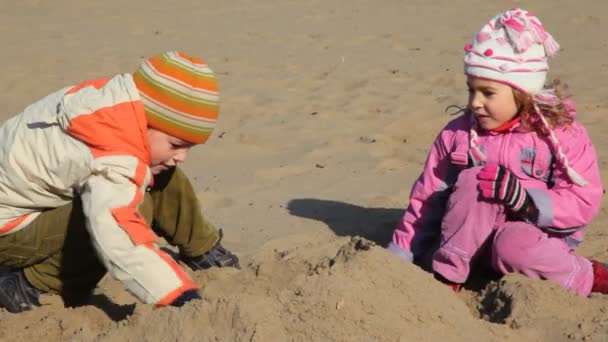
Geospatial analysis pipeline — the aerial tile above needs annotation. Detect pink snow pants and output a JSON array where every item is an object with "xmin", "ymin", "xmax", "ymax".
[{"xmin": 432, "ymin": 167, "xmax": 594, "ymax": 296}]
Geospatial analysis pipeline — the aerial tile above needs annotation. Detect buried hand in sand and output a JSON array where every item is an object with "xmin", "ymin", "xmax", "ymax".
[
  {"xmin": 0, "ymin": 51, "xmax": 239, "ymax": 313},
  {"xmin": 389, "ymin": 8, "xmax": 608, "ymax": 296}
]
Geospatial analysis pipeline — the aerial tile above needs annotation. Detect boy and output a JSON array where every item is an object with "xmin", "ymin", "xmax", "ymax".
[{"xmin": 0, "ymin": 51, "xmax": 239, "ymax": 313}]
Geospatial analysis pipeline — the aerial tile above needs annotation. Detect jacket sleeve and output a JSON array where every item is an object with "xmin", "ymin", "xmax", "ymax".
[
  {"xmin": 391, "ymin": 120, "xmax": 465, "ymax": 258},
  {"xmin": 527, "ymin": 123, "xmax": 603, "ymax": 229},
  {"xmin": 79, "ymin": 155, "xmax": 198, "ymax": 306}
]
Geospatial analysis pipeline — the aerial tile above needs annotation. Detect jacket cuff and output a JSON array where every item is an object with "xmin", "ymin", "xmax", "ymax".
[
  {"xmin": 527, "ymin": 188, "xmax": 554, "ymax": 227},
  {"xmin": 155, "ymin": 282, "xmax": 199, "ymax": 308},
  {"xmin": 387, "ymin": 242, "xmax": 414, "ymax": 263}
]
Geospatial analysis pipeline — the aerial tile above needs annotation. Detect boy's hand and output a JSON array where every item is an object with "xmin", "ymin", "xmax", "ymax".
[
  {"xmin": 477, "ymin": 165, "xmax": 529, "ymax": 214},
  {"xmin": 170, "ymin": 289, "xmax": 201, "ymax": 307}
]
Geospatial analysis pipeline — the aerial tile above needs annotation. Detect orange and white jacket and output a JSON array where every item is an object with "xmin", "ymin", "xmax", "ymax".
[{"xmin": 0, "ymin": 74, "xmax": 197, "ymax": 306}]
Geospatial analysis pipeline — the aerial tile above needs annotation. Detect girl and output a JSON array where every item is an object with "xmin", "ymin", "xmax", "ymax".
[{"xmin": 388, "ymin": 8, "xmax": 608, "ymax": 296}]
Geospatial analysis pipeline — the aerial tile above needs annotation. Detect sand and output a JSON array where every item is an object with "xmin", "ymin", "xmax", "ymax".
[{"xmin": 1, "ymin": 0, "xmax": 608, "ymax": 341}]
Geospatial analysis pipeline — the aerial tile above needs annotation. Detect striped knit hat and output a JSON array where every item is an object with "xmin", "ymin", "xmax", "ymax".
[{"xmin": 133, "ymin": 51, "xmax": 219, "ymax": 144}]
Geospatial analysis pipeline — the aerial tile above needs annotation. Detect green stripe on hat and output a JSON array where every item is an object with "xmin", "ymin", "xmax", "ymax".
[{"xmin": 133, "ymin": 51, "xmax": 220, "ymax": 144}]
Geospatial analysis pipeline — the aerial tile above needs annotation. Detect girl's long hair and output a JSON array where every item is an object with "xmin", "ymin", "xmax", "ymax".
[{"xmin": 514, "ymin": 79, "xmax": 574, "ymax": 136}]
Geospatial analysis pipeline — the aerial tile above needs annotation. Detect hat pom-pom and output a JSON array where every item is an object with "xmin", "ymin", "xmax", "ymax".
[
  {"xmin": 499, "ymin": 8, "xmax": 559, "ymax": 57},
  {"xmin": 499, "ymin": 12, "xmax": 534, "ymax": 53},
  {"xmin": 542, "ymin": 32, "xmax": 560, "ymax": 57}
]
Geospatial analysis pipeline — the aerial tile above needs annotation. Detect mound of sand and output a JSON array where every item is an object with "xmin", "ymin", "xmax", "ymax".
[{"xmin": 3, "ymin": 233, "xmax": 608, "ymax": 342}]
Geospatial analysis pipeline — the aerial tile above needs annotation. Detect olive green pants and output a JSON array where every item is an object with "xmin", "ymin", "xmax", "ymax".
[{"xmin": 0, "ymin": 167, "xmax": 219, "ymax": 297}]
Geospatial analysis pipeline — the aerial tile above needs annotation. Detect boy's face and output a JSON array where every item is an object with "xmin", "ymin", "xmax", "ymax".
[
  {"xmin": 466, "ymin": 76, "xmax": 519, "ymax": 130},
  {"xmin": 147, "ymin": 128, "xmax": 195, "ymax": 175}
]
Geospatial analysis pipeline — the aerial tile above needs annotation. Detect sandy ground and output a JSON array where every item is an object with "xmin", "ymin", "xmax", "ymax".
[{"xmin": 1, "ymin": 0, "xmax": 608, "ymax": 341}]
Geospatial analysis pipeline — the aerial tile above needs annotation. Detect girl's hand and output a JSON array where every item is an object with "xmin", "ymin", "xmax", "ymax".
[{"xmin": 477, "ymin": 165, "xmax": 529, "ymax": 214}]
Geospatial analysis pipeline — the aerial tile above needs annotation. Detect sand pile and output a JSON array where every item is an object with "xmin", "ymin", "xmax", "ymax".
[{"xmin": 3, "ymin": 233, "xmax": 608, "ymax": 341}]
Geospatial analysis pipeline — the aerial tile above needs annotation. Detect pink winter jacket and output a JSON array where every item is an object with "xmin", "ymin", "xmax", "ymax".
[{"xmin": 391, "ymin": 113, "xmax": 603, "ymax": 259}]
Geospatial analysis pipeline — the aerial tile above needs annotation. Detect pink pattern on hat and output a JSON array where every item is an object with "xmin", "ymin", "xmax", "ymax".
[
  {"xmin": 476, "ymin": 32, "xmax": 491, "ymax": 44},
  {"xmin": 464, "ymin": 8, "xmax": 558, "ymax": 93}
]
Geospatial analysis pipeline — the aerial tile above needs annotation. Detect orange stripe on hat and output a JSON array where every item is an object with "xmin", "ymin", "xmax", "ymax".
[
  {"xmin": 133, "ymin": 74, "xmax": 218, "ymax": 119},
  {"xmin": 147, "ymin": 58, "xmax": 218, "ymax": 93},
  {"xmin": 133, "ymin": 51, "xmax": 220, "ymax": 144}
]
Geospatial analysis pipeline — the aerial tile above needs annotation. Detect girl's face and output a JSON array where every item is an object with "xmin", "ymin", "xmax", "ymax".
[
  {"xmin": 147, "ymin": 128, "xmax": 194, "ymax": 175},
  {"xmin": 467, "ymin": 76, "xmax": 519, "ymax": 130}
]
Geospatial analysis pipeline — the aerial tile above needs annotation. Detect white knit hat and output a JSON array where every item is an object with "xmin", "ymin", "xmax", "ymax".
[{"xmin": 464, "ymin": 8, "xmax": 559, "ymax": 94}]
